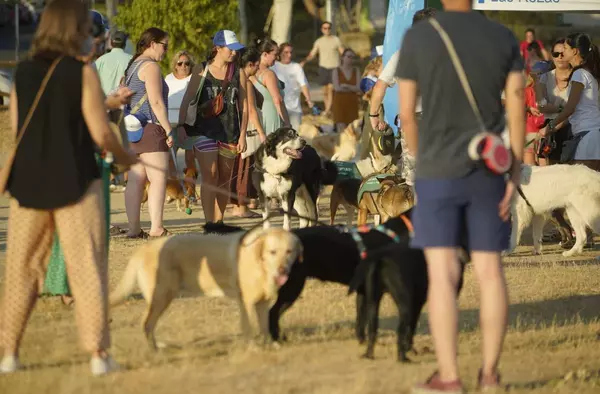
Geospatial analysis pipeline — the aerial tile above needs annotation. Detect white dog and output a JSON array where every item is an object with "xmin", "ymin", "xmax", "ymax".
[{"xmin": 508, "ymin": 164, "xmax": 600, "ymax": 257}]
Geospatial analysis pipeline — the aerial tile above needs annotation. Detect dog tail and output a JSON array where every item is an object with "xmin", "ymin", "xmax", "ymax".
[
  {"xmin": 348, "ymin": 257, "xmax": 378, "ymax": 296},
  {"xmin": 109, "ymin": 250, "xmax": 143, "ymax": 308},
  {"xmin": 321, "ymin": 160, "xmax": 339, "ymax": 185}
]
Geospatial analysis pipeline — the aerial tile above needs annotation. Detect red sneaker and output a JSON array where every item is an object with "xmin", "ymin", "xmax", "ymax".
[
  {"xmin": 412, "ymin": 371, "xmax": 466, "ymax": 394},
  {"xmin": 477, "ymin": 369, "xmax": 502, "ymax": 392}
]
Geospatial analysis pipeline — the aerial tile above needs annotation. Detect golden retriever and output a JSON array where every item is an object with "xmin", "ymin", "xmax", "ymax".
[{"xmin": 110, "ymin": 227, "xmax": 303, "ymax": 350}]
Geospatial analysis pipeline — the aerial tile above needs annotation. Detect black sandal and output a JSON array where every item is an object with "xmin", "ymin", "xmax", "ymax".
[{"xmin": 127, "ymin": 230, "xmax": 149, "ymax": 239}]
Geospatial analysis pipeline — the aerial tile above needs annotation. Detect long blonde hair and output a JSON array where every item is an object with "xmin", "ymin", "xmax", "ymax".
[{"xmin": 30, "ymin": 0, "xmax": 90, "ymax": 58}]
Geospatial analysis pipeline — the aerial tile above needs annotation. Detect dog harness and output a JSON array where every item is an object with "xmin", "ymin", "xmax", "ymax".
[
  {"xmin": 343, "ymin": 214, "xmax": 414, "ymax": 259},
  {"xmin": 344, "ymin": 223, "xmax": 401, "ymax": 260}
]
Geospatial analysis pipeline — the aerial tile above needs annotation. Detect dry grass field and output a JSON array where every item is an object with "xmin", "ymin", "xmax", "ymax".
[{"xmin": 0, "ymin": 110, "xmax": 599, "ymax": 393}]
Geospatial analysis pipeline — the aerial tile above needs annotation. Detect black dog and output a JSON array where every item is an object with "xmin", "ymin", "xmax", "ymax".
[
  {"xmin": 203, "ymin": 212, "xmax": 416, "ymax": 345},
  {"xmin": 269, "ymin": 212, "xmax": 414, "ymax": 342},
  {"xmin": 253, "ymin": 127, "xmax": 337, "ymax": 230},
  {"xmin": 348, "ymin": 243, "xmax": 467, "ymax": 362}
]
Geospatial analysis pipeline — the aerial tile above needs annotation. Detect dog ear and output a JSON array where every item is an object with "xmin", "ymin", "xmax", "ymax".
[
  {"xmin": 266, "ymin": 142, "xmax": 277, "ymax": 158},
  {"xmin": 241, "ymin": 227, "xmax": 266, "ymax": 260}
]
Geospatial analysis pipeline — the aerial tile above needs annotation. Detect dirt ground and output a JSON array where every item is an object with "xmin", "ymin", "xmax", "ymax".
[{"xmin": 0, "ymin": 111, "xmax": 599, "ymax": 393}]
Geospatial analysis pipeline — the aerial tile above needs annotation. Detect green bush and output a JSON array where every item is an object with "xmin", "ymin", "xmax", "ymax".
[{"xmin": 114, "ymin": 0, "xmax": 239, "ymax": 74}]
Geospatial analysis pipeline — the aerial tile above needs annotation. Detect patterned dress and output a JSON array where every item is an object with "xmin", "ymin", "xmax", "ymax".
[{"xmin": 41, "ymin": 156, "xmax": 111, "ymax": 296}]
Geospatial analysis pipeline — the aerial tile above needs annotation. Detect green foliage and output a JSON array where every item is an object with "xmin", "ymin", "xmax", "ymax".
[
  {"xmin": 484, "ymin": 11, "xmax": 560, "ymax": 41},
  {"xmin": 114, "ymin": 0, "xmax": 240, "ymax": 73}
]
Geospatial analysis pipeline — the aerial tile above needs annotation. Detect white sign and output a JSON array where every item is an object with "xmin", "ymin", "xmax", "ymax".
[{"xmin": 473, "ymin": 0, "xmax": 600, "ymax": 12}]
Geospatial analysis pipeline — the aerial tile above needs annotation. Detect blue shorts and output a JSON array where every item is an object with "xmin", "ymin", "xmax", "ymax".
[{"xmin": 411, "ymin": 169, "xmax": 510, "ymax": 252}]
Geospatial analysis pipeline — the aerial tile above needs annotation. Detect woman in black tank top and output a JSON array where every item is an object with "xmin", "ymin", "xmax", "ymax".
[
  {"xmin": 178, "ymin": 30, "xmax": 249, "ymax": 231},
  {"xmin": 0, "ymin": 0, "xmax": 135, "ymax": 376}
]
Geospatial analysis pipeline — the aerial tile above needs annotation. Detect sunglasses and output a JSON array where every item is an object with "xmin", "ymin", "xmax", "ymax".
[
  {"xmin": 177, "ymin": 61, "xmax": 191, "ymax": 66},
  {"xmin": 552, "ymin": 51, "xmax": 564, "ymax": 58},
  {"xmin": 156, "ymin": 41, "xmax": 168, "ymax": 50}
]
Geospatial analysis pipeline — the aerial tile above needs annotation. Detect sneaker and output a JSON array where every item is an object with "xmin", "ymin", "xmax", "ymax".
[
  {"xmin": 412, "ymin": 371, "xmax": 465, "ymax": 394},
  {"xmin": 0, "ymin": 355, "xmax": 21, "ymax": 373},
  {"xmin": 90, "ymin": 355, "xmax": 120, "ymax": 376},
  {"xmin": 477, "ymin": 369, "xmax": 502, "ymax": 392}
]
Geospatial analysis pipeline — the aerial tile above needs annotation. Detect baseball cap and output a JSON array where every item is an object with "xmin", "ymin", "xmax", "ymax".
[
  {"xmin": 213, "ymin": 30, "xmax": 245, "ymax": 51},
  {"xmin": 111, "ymin": 31, "xmax": 127, "ymax": 46},
  {"xmin": 360, "ymin": 75, "xmax": 377, "ymax": 93},
  {"xmin": 90, "ymin": 10, "xmax": 107, "ymax": 38}
]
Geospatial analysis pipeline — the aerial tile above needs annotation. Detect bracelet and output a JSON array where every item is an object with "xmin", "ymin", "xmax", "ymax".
[
  {"xmin": 369, "ymin": 113, "xmax": 380, "ymax": 118},
  {"xmin": 166, "ymin": 131, "xmax": 173, "ymax": 138}
]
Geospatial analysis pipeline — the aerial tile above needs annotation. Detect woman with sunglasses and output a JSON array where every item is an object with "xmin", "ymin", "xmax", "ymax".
[
  {"xmin": 165, "ymin": 50, "xmax": 196, "ymax": 177},
  {"xmin": 540, "ymin": 32, "xmax": 600, "ymax": 171},
  {"xmin": 166, "ymin": 50, "xmax": 195, "ymax": 126},
  {"xmin": 123, "ymin": 27, "xmax": 173, "ymax": 239},
  {"xmin": 535, "ymin": 38, "xmax": 572, "ymax": 166}
]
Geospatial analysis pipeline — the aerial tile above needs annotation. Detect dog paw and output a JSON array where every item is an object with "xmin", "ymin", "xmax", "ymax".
[
  {"xmin": 361, "ymin": 352, "xmax": 375, "ymax": 360},
  {"xmin": 397, "ymin": 355, "xmax": 412, "ymax": 363},
  {"xmin": 562, "ymin": 249, "xmax": 580, "ymax": 257},
  {"xmin": 533, "ymin": 250, "xmax": 542, "ymax": 256},
  {"xmin": 156, "ymin": 341, "xmax": 168, "ymax": 349}
]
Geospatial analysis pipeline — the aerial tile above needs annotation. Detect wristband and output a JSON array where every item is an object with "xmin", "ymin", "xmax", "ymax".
[{"xmin": 166, "ymin": 131, "xmax": 173, "ymax": 138}]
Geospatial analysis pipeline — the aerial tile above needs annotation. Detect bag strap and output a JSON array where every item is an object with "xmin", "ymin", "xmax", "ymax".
[
  {"xmin": 221, "ymin": 62, "xmax": 235, "ymax": 92},
  {"xmin": 129, "ymin": 93, "xmax": 148, "ymax": 115},
  {"xmin": 195, "ymin": 64, "xmax": 209, "ymax": 101},
  {"xmin": 14, "ymin": 56, "xmax": 63, "ymax": 148},
  {"xmin": 123, "ymin": 60, "xmax": 152, "ymax": 118},
  {"xmin": 429, "ymin": 18, "xmax": 486, "ymax": 131}
]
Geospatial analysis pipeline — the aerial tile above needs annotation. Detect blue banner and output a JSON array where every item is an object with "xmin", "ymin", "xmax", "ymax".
[{"xmin": 382, "ymin": 0, "xmax": 425, "ymax": 135}]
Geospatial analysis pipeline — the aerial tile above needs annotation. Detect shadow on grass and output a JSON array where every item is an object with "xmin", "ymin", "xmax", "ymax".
[{"xmin": 278, "ymin": 294, "xmax": 600, "ymax": 343}]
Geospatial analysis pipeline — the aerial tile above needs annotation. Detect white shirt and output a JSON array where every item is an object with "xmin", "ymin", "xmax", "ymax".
[
  {"xmin": 378, "ymin": 49, "xmax": 422, "ymax": 112},
  {"xmin": 165, "ymin": 73, "xmax": 192, "ymax": 125},
  {"xmin": 569, "ymin": 69, "xmax": 600, "ymax": 160},
  {"xmin": 272, "ymin": 61, "xmax": 308, "ymax": 114}
]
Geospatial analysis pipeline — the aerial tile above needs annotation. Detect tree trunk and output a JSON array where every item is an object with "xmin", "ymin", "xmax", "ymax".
[
  {"xmin": 105, "ymin": 0, "xmax": 117, "ymax": 28},
  {"xmin": 239, "ymin": 0, "xmax": 248, "ymax": 44},
  {"xmin": 271, "ymin": 0, "xmax": 293, "ymax": 45}
]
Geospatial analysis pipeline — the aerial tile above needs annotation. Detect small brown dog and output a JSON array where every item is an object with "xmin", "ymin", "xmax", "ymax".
[
  {"xmin": 141, "ymin": 167, "xmax": 198, "ymax": 212},
  {"xmin": 330, "ymin": 175, "xmax": 414, "ymax": 226}
]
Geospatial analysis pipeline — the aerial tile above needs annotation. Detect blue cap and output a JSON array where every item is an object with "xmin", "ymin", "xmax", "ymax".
[
  {"xmin": 360, "ymin": 75, "xmax": 378, "ymax": 93},
  {"xmin": 213, "ymin": 30, "xmax": 245, "ymax": 51}
]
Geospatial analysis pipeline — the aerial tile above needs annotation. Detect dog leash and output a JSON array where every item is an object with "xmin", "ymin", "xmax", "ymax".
[{"xmin": 516, "ymin": 185, "xmax": 535, "ymax": 213}]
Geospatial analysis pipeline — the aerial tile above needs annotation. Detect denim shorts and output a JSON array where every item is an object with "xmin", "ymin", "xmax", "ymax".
[{"xmin": 411, "ymin": 169, "xmax": 510, "ymax": 252}]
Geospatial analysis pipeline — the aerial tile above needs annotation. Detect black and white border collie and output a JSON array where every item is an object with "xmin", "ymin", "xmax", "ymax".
[{"xmin": 252, "ymin": 127, "xmax": 337, "ymax": 230}]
